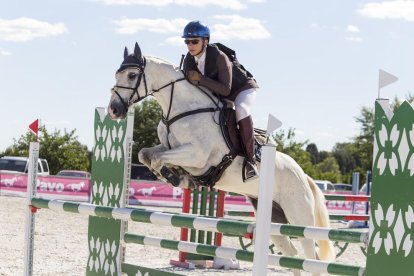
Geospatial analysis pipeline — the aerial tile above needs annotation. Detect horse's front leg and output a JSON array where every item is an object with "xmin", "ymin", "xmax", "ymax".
[
  {"xmin": 138, "ymin": 144, "xmax": 168, "ymax": 179},
  {"xmin": 149, "ymin": 143, "xmax": 208, "ymax": 187},
  {"xmin": 138, "ymin": 144, "xmax": 167, "ymax": 167},
  {"xmin": 150, "ymin": 143, "xmax": 207, "ymax": 171}
]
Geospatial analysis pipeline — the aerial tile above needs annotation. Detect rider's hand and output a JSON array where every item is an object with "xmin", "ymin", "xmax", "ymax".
[{"xmin": 187, "ymin": 70, "xmax": 202, "ymax": 85}]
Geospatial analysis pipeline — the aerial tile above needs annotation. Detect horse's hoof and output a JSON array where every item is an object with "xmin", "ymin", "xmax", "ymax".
[{"xmin": 160, "ymin": 166, "xmax": 180, "ymax": 187}]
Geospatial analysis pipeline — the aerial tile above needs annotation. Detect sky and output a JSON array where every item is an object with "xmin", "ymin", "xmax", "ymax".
[{"xmin": 1, "ymin": 0, "xmax": 413, "ymax": 152}]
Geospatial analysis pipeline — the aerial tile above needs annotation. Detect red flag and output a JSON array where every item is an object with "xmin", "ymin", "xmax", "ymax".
[{"xmin": 29, "ymin": 119, "xmax": 39, "ymax": 141}]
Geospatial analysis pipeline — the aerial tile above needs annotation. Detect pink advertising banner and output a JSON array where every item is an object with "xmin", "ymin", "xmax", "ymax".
[{"xmin": 0, "ymin": 171, "xmax": 366, "ymax": 214}]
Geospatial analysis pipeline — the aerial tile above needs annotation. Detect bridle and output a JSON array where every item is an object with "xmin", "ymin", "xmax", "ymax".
[
  {"xmin": 111, "ymin": 55, "xmax": 221, "ymax": 149},
  {"xmin": 111, "ymin": 57, "xmax": 149, "ymax": 112}
]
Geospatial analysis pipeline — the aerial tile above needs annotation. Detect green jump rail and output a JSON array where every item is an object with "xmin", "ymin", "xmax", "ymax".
[{"xmin": 31, "ymin": 198, "xmax": 368, "ymax": 244}]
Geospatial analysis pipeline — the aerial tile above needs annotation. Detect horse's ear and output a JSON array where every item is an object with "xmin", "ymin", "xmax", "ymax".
[
  {"xmin": 134, "ymin": 42, "xmax": 142, "ymax": 59},
  {"xmin": 124, "ymin": 47, "xmax": 129, "ymax": 58}
]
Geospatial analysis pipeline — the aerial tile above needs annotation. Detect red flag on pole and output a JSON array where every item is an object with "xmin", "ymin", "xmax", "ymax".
[{"xmin": 29, "ymin": 119, "xmax": 39, "ymax": 141}]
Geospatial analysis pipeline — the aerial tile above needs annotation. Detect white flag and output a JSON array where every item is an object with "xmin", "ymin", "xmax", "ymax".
[
  {"xmin": 379, "ymin": 69, "xmax": 398, "ymax": 89},
  {"xmin": 266, "ymin": 114, "xmax": 282, "ymax": 135}
]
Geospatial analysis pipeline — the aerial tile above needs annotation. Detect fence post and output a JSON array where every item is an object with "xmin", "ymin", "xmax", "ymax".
[
  {"xmin": 252, "ymin": 114, "xmax": 281, "ymax": 275},
  {"xmin": 24, "ymin": 142, "xmax": 39, "ymax": 276}
]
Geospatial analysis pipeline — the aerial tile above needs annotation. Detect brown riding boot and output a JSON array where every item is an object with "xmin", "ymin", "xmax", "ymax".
[{"xmin": 238, "ymin": 116, "xmax": 259, "ymax": 182}]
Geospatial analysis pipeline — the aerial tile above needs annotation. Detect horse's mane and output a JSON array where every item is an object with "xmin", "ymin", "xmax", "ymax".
[{"xmin": 145, "ymin": 55, "xmax": 178, "ymax": 69}]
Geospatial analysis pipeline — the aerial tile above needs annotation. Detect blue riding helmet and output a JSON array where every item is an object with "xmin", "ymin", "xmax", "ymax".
[{"xmin": 182, "ymin": 21, "xmax": 210, "ymax": 38}]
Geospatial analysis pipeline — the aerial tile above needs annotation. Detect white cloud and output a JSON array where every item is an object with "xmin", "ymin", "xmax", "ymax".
[
  {"xmin": 113, "ymin": 18, "xmax": 188, "ymax": 34},
  {"xmin": 345, "ymin": 36, "xmax": 362, "ymax": 42},
  {"xmin": 97, "ymin": 0, "xmax": 246, "ymax": 9},
  {"xmin": 97, "ymin": 0, "xmax": 173, "ymax": 6},
  {"xmin": 358, "ymin": 1, "xmax": 414, "ymax": 21},
  {"xmin": 309, "ymin": 23, "xmax": 338, "ymax": 31},
  {"xmin": 246, "ymin": 0, "xmax": 265, "ymax": 3},
  {"xmin": 0, "ymin": 17, "xmax": 67, "ymax": 42},
  {"xmin": 0, "ymin": 48, "xmax": 12, "ymax": 56},
  {"xmin": 113, "ymin": 15, "xmax": 270, "ymax": 42},
  {"xmin": 347, "ymin": 25, "xmax": 360, "ymax": 33},
  {"xmin": 176, "ymin": 0, "xmax": 246, "ymax": 10},
  {"xmin": 212, "ymin": 15, "xmax": 271, "ymax": 40},
  {"xmin": 164, "ymin": 36, "xmax": 184, "ymax": 46}
]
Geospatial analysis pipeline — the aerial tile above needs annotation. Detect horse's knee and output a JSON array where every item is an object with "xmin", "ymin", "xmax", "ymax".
[{"xmin": 138, "ymin": 149, "xmax": 150, "ymax": 165}]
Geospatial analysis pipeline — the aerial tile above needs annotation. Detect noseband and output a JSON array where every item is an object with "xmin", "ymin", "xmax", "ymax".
[{"xmin": 112, "ymin": 57, "xmax": 149, "ymax": 111}]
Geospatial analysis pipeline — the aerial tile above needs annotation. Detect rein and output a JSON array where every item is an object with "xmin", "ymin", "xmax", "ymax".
[
  {"xmin": 112, "ymin": 56, "xmax": 222, "ymax": 149},
  {"xmin": 161, "ymin": 71, "xmax": 221, "ymax": 149}
]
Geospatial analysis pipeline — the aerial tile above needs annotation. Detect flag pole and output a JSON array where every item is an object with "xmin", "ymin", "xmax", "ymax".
[{"xmin": 378, "ymin": 76, "xmax": 381, "ymax": 99}]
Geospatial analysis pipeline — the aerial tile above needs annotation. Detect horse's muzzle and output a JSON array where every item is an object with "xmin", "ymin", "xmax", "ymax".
[{"xmin": 108, "ymin": 98, "xmax": 127, "ymax": 119}]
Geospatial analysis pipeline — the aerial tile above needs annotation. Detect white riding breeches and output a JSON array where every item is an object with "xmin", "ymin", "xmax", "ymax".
[{"xmin": 234, "ymin": 88, "xmax": 257, "ymax": 122}]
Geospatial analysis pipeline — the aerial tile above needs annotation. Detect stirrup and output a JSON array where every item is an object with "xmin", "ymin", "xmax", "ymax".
[{"xmin": 242, "ymin": 160, "xmax": 259, "ymax": 182}]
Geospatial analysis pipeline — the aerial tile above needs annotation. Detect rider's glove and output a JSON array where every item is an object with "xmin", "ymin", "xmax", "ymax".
[{"xmin": 186, "ymin": 70, "xmax": 202, "ymax": 85}]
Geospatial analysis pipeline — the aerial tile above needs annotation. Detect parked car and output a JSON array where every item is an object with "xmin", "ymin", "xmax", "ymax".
[
  {"xmin": 334, "ymin": 183, "xmax": 353, "ymax": 192},
  {"xmin": 0, "ymin": 156, "xmax": 49, "ymax": 176},
  {"xmin": 131, "ymin": 164, "xmax": 157, "ymax": 181},
  {"xmin": 56, "ymin": 170, "xmax": 91, "ymax": 178},
  {"xmin": 314, "ymin": 180, "xmax": 335, "ymax": 192}
]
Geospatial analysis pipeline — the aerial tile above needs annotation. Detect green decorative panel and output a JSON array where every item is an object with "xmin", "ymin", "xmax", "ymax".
[
  {"xmin": 366, "ymin": 100, "xmax": 414, "ymax": 275},
  {"xmin": 86, "ymin": 108, "xmax": 134, "ymax": 276}
]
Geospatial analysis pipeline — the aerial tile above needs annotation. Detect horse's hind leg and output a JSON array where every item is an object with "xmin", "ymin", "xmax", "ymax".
[
  {"xmin": 269, "ymin": 235, "xmax": 301, "ymax": 276},
  {"xmin": 299, "ymin": 238, "xmax": 321, "ymax": 276}
]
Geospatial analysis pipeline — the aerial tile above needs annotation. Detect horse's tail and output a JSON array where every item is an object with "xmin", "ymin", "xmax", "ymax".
[{"xmin": 307, "ymin": 175, "xmax": 336, "ymax": 261}]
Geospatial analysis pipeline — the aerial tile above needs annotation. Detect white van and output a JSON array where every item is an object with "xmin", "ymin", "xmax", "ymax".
[
  {"xmin": 314, "ymin": 180, "xmax": 336, "ymax": 192},
  {"xmin": 0, "ymin": 156, "xmax": 50, "ymax": 176}
]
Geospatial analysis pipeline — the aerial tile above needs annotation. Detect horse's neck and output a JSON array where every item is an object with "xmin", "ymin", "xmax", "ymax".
[{"xmin": 146, "ymin": 58, "xmax": 218, "ymax": 118}]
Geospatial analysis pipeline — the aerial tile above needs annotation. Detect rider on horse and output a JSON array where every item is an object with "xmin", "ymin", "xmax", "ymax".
[{"xmin": 182, "ymin": 20, "xmax": 260, "ymax": 182}]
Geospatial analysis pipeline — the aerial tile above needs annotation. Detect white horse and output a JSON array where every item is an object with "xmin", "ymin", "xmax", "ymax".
[
  {"xmin": 137, "ymin": 186, "xmax": 157, "ymax": 197},
  {"xmin": 108, "ymin": 43, "xmax": 335, "ymax": 275}
]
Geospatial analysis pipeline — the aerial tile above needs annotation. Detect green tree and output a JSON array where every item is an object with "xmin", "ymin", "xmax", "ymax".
[
  {"xmin": 132, "ymin": 98, "xmax": 162, "ymax": 164},
  {"xmin": 273, "ymin": 128, "xmax": 316, "ymax": 177},
  {"xmin": 332, "ymin": 142, "xmax": 361, "ymax": 183},
  {"xmin": 315, "ymin": 156, "xmax": 341, "ymax": 183},
  {"xmin": 306, "ymin": 143, "xmax": 319, "ymax": 164},
  {"xmin": 1, "ymin": 126, "xmax": 90, "ymax": 174}
]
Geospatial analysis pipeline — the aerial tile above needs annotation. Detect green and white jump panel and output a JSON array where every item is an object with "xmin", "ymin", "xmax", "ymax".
[
  {"xmin": 86, "ymin": 108, "xmax": 179, "ymax": 276},
  {"xmin": 86, "ymin": 108, "xmax": 132, "ymax": 275},
  {"xmin": 365, "ymin": 100, "xmax": 414, "ymax": 275}
]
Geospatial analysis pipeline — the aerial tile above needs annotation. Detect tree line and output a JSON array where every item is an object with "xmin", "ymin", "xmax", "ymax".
[{"xmin": 1, "ymin": 96, "xmax": 412, "ymax": 183}]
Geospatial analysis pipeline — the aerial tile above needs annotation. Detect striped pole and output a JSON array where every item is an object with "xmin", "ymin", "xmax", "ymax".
[
  {"xmin": 329, "ymin": 214, "xmax": 369, "ymax": 221},
  {"xmin": 324, "ymin": 194, "xmax": 370, "ymax": 202},
  {"xmin": 124, "ymin": 234, "xmax": 365, "ymax": 276},
  {"xmin": 31, "ymin": 198, "xmax": 368, "ymax": 244},
  {"xmin": 225, "ymin": 211, "xmax": 370, "ymax": 221}
]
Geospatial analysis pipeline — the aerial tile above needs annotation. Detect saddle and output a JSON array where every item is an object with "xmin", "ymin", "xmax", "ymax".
[
  {"xmin": 191, "ymin": 101, "xmax": 266, "ymax": 187},
  {"xmin": 160, "ymin": 101, "xmax": 267, "ymax": 188}
]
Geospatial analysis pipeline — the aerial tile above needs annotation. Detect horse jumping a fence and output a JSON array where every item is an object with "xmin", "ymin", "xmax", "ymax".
[
  {"xmin": 108, "ymin": 43, "xmax": 336, "ymax": 270},
  {"xmin": 22, "ymin": 41, "xmax": 414, "ymax": 275}
]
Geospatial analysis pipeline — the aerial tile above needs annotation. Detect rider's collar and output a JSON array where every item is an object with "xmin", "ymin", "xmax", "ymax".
[{"xmin": 195, "ymin": 49, "xmax": 206, "ymax": 64}]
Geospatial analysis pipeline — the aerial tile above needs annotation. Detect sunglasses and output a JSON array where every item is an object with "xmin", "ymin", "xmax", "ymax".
[{"xmin": 184, "ymin": 39, "xmax": 201, "ymax": 45}]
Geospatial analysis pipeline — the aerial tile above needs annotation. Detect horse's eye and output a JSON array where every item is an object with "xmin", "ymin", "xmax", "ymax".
[{"xmin": 128, "ymin": 72, "xmax": 137, "ymax": 80}]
